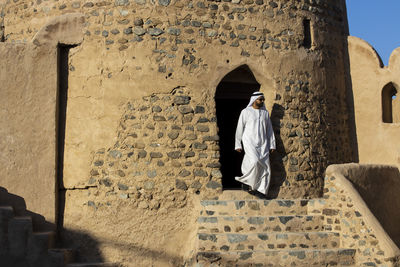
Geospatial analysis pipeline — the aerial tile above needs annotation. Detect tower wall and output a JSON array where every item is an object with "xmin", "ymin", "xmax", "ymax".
[{"xmin": 0, "ymin": 0, "xmax": 354, "ymax": 264}]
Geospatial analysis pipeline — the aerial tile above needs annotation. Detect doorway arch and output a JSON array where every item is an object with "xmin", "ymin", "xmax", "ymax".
[{"xmin": 215, "ymin": 65, "xmax": 260, "ymax": 189}]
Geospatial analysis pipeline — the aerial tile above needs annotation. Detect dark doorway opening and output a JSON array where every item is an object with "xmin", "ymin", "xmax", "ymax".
[
  {"xmin": 216, "ymin": 65, "xmax": 260, "ymax": 189},
  {"xmin": 56, "ymin": 44, "xmax": 75, "ymax": 232}
]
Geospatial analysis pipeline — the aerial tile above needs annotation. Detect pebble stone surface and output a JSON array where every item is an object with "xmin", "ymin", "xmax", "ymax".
[{"xmin": 0, "ymin": 0, "xmax": 365, "ymax": 266}]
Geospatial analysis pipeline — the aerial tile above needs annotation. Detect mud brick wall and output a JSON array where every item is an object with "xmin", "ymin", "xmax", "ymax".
[
  {"xmin": 1, "ymin": 0, "xmax": 354, "ymax": 198},
  {"xmin": 0, "ymin": 0, "xmax": 355, "ymax": 265}
]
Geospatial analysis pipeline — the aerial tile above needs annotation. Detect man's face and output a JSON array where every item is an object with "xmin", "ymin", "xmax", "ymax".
[{"xmin": 254, "ymin": 96, "xmax": 265, "ymax": 108}]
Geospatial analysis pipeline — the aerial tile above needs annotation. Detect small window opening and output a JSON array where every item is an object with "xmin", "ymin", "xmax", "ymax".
[
  {"xmin": 302, "ymin": 19, "xmax": 312, "ymax": 49},
  {"xmin": 382, "ymin": 83, "xmax": 398, "ymax": 123}
]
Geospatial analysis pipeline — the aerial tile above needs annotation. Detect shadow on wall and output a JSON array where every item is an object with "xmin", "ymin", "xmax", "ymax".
[
  {"xmin": 64, "ymin": 236, "xmax": 186, "ymax": 266},
  {"xmin": 0, "ymin": 187, "xmax": 105, "ymax": 266},
  {"xmin": 0, "ymin": 187, "xmax": 188, "ymax": 266},
  {"xmin": 343, "ymin": 31, "xmax": 359, "ymax": 163},
  {"xmin": 268, "ymin": 103, "xmax": 287, "ymax": 198},
  {"xmin": 0, "ymin": 187, "xmax": 54, "ymax": 232},
  {"xmin": 341, "ymin": 165, "xmax": 400, "ymax": 248}
]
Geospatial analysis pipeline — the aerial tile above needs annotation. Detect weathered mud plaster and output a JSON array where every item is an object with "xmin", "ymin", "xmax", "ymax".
[
  {"xmin": 348, "ymin": 36, "xmax": 400, "ymax": 168},
  {"xmin": 32, "ymin": 13, "xmax": 85, "ymax": 47},
  {"xmin": 0, "ymin": 13, "xmax": 85, "ymax": 230},
  {"xmin": 0, "ymin": 0, "xmax": 363, "ymax": 265}
]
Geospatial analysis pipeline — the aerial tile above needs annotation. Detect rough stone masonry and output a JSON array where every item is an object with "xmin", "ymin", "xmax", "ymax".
[{"xmin": 0, "ymin": 0, "xmax": 355, "ymax": 265}]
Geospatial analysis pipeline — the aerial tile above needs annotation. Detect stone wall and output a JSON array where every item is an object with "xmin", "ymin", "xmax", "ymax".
[
  {"xmin": 0, "ymin": 0, "xmax": 355, "ymax": 265},
  {"xmin": 326, "ymin": 164, "xmax": 400, "ymax": 248},
  {"xmin": 325, "ymin": 164, "xmax": 400, "ymax": 266},
  {"xmin": 2, "ymin": 0, "xmax": 354, "ymax": 197},
  {"xmin": 88, "ymin": 87, "xmax": 223, "ymax": 201}
]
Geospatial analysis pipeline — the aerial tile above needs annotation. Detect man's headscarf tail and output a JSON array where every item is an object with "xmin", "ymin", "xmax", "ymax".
[{"xmin": 247, "ymin": 91, "xmax": 266, "ymax": 109}]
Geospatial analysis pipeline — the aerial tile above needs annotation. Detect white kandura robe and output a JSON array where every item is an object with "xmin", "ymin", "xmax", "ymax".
[{"xmin": 235, "ymin": 106, "xmax": 276, "ymax": 195}]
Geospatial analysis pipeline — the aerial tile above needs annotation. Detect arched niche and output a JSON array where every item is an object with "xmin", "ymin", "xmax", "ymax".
[
  {"xmin": 215, "ymin": 65, "xmax": 260, "ymax": 189},
  {"xmin": 382, "ymin": 82, "xmax": 398, "ymax": 123}
]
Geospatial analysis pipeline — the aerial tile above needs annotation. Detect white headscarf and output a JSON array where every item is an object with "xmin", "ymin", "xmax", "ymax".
[{"xmin": 247, "ymin": 91, "xmax": 266, "ymax": 109}]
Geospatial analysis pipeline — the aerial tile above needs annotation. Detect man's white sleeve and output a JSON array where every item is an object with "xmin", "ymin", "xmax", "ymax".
[
  {"xmin": 267, "ymin": 113, "xmax": 276, "ymax": 150},
  {"xmin": 235, "ymin": 110, "xmax": 245, "ymax": 150}
]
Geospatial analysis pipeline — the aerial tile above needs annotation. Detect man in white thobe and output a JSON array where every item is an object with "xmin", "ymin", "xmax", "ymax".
[{"xmin": 235, "ymin": 92, "xmax": 276, "ymax": 195}]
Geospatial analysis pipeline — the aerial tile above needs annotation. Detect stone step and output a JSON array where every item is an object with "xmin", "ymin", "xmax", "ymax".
[
  {"xmin": 217, "ymin": 190, "xmax": 268, "ymax": 200},
  {"xmin": 8, "ymin": 216, "xmax": 33, "ymax": 257},
  {"xmin": 0, "ymin": 206, "xmax": 14, "ymax": 222},
  {"xmin": 200, "ymin": 199, "xmax": 318, "ymax": 216},
  {"xmin": 195, "ymin": 248, "xmax": 356, "ymax": 266},
  {"xmin": 0, "ymin": 206, "xmax": 14, "ymax": 252},
  {"xmin": 48, "ymin": 248, "xmax": 75, "ymax": 266},
  {"xmin": 27, "ymin": 231, "xmax": 56, "ymax": 260},
  {"xmin": 66, "ymin": 263, "xmax": 121, "ymax": 267},
  {"xmin": 196, "ymin": 232, "xmax": 340, "ymax": 251},
  {"xmin": 197, "ymin": 215, "xmax": 324, "ymax": 234}
]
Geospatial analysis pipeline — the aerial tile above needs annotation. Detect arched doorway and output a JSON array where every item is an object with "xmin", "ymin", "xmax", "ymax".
[{"xmin": 215, "ymin": 65, "xmax": 260, "ymax": 189}]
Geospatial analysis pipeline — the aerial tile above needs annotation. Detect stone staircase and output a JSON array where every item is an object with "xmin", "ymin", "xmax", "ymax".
[
  {"xmin": 0, "ymin": 206, "xmax": 119, "ymax": 267},
  {"xmin": 191, "ymin": 191, "xmax": 356, "ymax": 266}
]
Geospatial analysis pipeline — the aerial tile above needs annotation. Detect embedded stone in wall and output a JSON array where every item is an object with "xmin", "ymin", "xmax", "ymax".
[{"xmin": 88, "ymin": 89, "xmax": 221, "ymax": 213}]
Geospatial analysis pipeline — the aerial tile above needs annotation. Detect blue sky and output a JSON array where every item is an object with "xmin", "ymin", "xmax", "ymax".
[{"xmin": 346, "ymin": 0, "xmax": 400, "ymax": 66}]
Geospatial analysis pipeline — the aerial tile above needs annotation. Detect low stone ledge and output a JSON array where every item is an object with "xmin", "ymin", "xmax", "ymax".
[{"xmin": 326, "ymin": 163, "xmax": 400, "ymax": 260}]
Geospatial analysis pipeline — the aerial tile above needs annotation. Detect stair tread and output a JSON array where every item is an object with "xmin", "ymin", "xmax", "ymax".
[
  {"xmin": 198, "ymin": 214, "xmax": 324, "ymax": 218},
  {"xmin": 197, "ymin": 231, "xmax": 340, "ymax": 251},
  {"xmin": 199, "ymin": 199, "xmax": 321, "ymax": 217},
  {"xmin": 66, "ymin": 263, "xmax": 119, "ymax": 267},
  {"xmin": 198, "ymin": 231, "xmax": 338, "ymax": 235},
  {"xmin": 0, "ymin": 206, "xmax": 14, "ymax": 221},
  {"xmin": 197, "ymin": 214, "xmax": 325, "ymax": 220},
  {"xmin": 201, "ymin": 199, "xmax": 316, "ymax": 204},
  {"xmin": 49, "ymin": 248, "xmax": 74, "ymax": 251},
  {"xmin": 217, "ymin": 191, "xmax": 325, "ymax": 201},
  {"xmin": 48, "ymin": 248, "xmax": 75, "ymax": 264},
  {"xmin": 197, "ymin": 215, "xmax": 324, "ymax": 227},
  {"xmin": 32, "ymin": 231, "xmax": 55, "ymax": 235},
  {"xmin": 198, "ymin": 248, "xmax": 356, "ymax": 253},
  {"xmin": 0, "ymin": 206, "xmax": 14, "ymax": 210},
  {"xmin": 195, "ymin": 248, "xmax": 357, "ymax": 265},
  {"xmin": 11, "ymin": 216, "xmax": 32, "ymax": 220}
]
